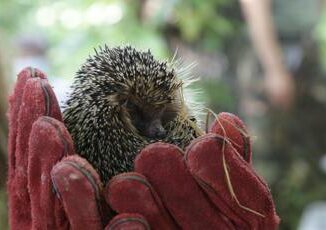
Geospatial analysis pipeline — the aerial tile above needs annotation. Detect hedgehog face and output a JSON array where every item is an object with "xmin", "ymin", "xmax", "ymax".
[
  {"xmin": 74, "ymin": 45, "xmax": 184, "ymax": 139},
  {"xmin": 121, "ymin": 94, "xmax": 180, "ymax": 139}
]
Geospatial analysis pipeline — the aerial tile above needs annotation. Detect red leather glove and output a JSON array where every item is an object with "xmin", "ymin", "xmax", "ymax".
[{"xmin": 7, "ymin": 67, "xmax": 280, "ymax": 229}]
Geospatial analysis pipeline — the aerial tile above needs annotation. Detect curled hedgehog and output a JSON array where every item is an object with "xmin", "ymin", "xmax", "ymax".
[{"xmin": 63, "ymin": 45, "xmax": 203, "ymax": 183}]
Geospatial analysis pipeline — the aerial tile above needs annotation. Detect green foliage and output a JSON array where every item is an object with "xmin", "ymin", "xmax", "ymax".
[
  {"xmin": 0, "ymin": 0, "xmax": 243, "ymax": 78},
  {"xmin": 315, "ymin": 11, "xmax": 326, "ymax": 71},
  {"xmin": 196, "ymin": 79, "xmax": 236, "ymax": 112},
  {"xmin": 0, "ymin": 188, "xmax": 8, "ymax": 230},
  {"xmin": 173, "ymin": 0, "xmax": 241, "ymax": 51},
  {"xmin": 274, "ymin": 165, "xmax": 326, "ymax": 230},
  {"xmin": 0, "ymin": 0, "xmax": 169, "ymax": 79}
]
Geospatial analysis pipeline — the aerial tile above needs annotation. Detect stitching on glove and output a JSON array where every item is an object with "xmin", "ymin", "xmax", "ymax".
[
  {"xmin": 108, "ymin": 217, "xmax": 150, "ymax": 230},
  {"xmin": 61, "ymin": 161, "xmax": 101, "ymax": 199},
  {"xmin": 192, "ymin": 173, "xmax": 244, "ymax": 228},
  {"xmin": 40, "ymin": 80, "xmax": 51, "ymax": 116},
  {"xmin": 110, "ymin": 173, "xmax": 176, "ymax": 225},
  {"xmin": 52, "ymin": 160, "xmax": 104, "ymax": 221},
  {"xmin": 216, "ymin": 118, "xmax": 266, "ymax": 218},
  {"xmin": 40, "ymin": 117, "xmax": 69, "ymax": 155}
]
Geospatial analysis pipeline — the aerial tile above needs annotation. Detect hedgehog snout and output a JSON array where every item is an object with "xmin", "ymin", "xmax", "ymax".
[{"xmin": 146, "ymin": 118, "xmax": 166, "ymax": 139}]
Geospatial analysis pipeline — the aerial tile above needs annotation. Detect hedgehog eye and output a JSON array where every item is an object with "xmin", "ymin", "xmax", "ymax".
[
  {"xmin": 123, "ymin": 100, "xmax": 138, "ymax": 111},
  {"xmin": 124, "ymin": 100, "xmax": 148, "ymax": 123},
  {"xmin": 123, "ymin": 102, "xmax": 148, "ymax": 134}
]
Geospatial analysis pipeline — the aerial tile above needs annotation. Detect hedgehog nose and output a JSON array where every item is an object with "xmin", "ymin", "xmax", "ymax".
[
  {"xmin": 154, "ymin": 126, "xmax": 166, "ymax": 139},
  {"xmin": 147, "ymin": 119, "xmax": 166, "ymax": 139}
]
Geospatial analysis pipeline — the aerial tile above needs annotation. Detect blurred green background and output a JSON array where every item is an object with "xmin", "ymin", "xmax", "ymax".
[{"xmin": 1, "ymin": 0, "xmax": 326, "ymax": 229}]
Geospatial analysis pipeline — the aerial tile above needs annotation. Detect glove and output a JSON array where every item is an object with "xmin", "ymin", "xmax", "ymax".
[
  {"xmin": 7, "ymin": 67, "xmax": 113, "ymax": 230},
  {"xmin": 106, "ymin": 113, "xmax": 280, "ymax": 229},
  {"xmin": 7, "ymin": 67, "xmax": 280, "ymax": 229}
]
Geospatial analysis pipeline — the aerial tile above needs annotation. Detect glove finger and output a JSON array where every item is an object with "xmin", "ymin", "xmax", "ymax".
[
  {"xmin": 8, "ymin": 70, "xmax": 62, "ymax": 230},
  {"xmin": 105, "ymin": 213, "xmax": 150, "ymax": 230},
  {"xmin": 210, "ymin": 112, "xmax": 251, "ymax": 163},
  {"xmin": 106, "ymin": 172, "xmax": 177, "ymax": 230},
  {"xmin": 185, "ymin": 133, "xmax": 280, "ymax": 229},
  {"xmin": 210, "ymin": 113, "xmax": 269, "ymax": 189},
  {"xmin": 8, "ymin": 67, "xmax": 46, "ymax": 179},
  {"xmin": 51, "ymin": 155, "xmax": 107, "ymax": 230},
  {"xmin": 28, "ymin": 116, "xmax": 75, "ymax": 229},
  {"xmin": 135, "ymin": 143, "xmax": 235, "ymax": 230}
]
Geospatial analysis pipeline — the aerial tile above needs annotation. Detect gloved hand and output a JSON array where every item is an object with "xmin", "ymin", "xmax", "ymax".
[{"xmin": 7, "ymin": 67, "xmax": 280, "ymax": 230}]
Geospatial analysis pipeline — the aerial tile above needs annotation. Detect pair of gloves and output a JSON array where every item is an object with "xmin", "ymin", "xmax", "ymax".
[{"xmin": 7, "ymin": 67, "xmax": 280, "ymax": 229}]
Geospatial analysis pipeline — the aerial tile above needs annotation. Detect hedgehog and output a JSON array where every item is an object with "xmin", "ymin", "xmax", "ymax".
[{"xmin": 63, "ymin": 45, "xmax": 203, "ymax": 183}]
